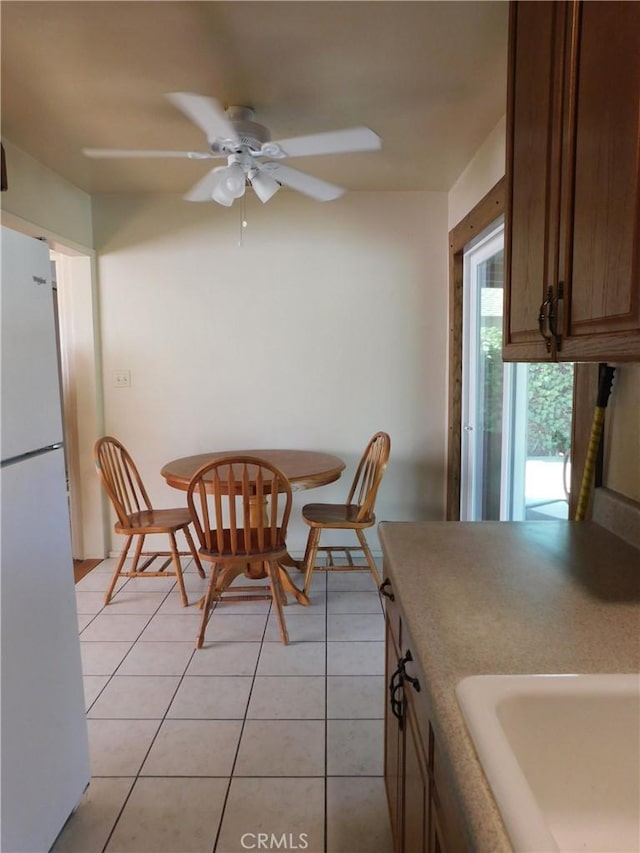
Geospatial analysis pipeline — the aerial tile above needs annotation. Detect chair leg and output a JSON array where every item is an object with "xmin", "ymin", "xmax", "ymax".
[
  {"xmin": 169, "ymin": 531, "xmax": 188, "ymax": 607},
  {"xmin": 268, "ymin": 561, "xmax": 287, "ymax": 606},
  {"xmin": 300, "ymin": 527, "xmax": 314, "ymax": 574},
  {"xmin": 267, "ymin": 561, "xmax": 289, "ymax": 645},
  {"xmin": 129, "ymin": 534, "xmax": 145, "ymax": 574},
  {"xmin": 196, "ymin": 564, "xmax": 218, "ymax": 649},
  {"xmin": 183, "ymin": 526, "xmax": 205, "ymax": 578},
  {"xmin": 302, "ymin": 527, "xmax": 321, "ymax": 595},
  {"xmin": 105, "ymin": 535, "xmax": 133, "ymax": 605},
  {"xmin": 356, "ymin": 529, "xmax": 382, "ymax": 588}
]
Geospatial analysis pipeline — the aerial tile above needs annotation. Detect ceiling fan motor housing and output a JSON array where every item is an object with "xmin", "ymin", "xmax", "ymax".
[{"xmin": 212, "ymin": 105, "xmax": 272, "ymax": 154}]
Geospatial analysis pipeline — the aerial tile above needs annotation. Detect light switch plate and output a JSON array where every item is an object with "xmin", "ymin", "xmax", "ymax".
[{"xmin": 113, "ymin": 369, "xmax": 131, "ymax": 388}]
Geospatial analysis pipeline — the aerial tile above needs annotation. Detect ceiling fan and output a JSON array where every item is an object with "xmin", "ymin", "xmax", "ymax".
[{"xmin": 83, "ymin": 92, "xmax": 382, "ymax": 206}]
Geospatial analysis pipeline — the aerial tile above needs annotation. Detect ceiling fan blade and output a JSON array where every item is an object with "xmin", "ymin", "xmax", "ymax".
[
  {"xmin": 83, "ymin": 148, "xmax": 216, "ymax": 159},
  {"xmin": 183, "ymin": 167, "xmax": 227, "ymax": 202},
  {"xmin": 166, "ymin": 93, "xmax": 239, "ymax": 143},
  {"xmin": 267, "ymin": 127, "xmax": 381, "ymax": 158},
  {"xmin": 261, "ymin": 163, "xmax": 344, "ymax": 201}
]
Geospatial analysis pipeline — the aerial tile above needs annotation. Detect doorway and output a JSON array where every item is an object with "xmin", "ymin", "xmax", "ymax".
[
  {"xmin": 50, "ymin": 247, "xmax": 106, "ymax": 558},
  {"xmin": 460, "ymin": 222, "xmax": 574, "ymax": 521}
]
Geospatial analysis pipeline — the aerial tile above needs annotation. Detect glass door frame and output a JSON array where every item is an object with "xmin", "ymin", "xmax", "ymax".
[
  {"xmin": 447, "ymin": 177, "xmax": 585, "ymax": 522},
  {"xmin": 460, "ymin": 220, "xmax": 507, "ymax": 520}
]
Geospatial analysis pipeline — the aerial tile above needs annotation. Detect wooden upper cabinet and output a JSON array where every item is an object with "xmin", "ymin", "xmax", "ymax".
[
  {"xmin": 504, "ymin": 0, "xmax": 565, "ymax": 361},
  {"xmin": 504, "ymin": 0, "xmax": 640, "ymax": 362}
]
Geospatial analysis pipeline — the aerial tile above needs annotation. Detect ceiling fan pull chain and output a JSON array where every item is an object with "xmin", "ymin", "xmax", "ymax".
[{"xmin": 238, "ymin": 194, "xmax": 248, "ymax": 247}]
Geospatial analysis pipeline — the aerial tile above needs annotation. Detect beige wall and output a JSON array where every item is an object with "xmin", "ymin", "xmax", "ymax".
[
  {"xmin": 1, "ymin": 139, "xmax": 94, "ymax": 250},
  {"xmin": 448, "ymin": 115, "xmax": 506, "ymax": 230},
  {"xmin": 92, "ymin": 190, "xmax": 449, "ymax": 552},
  {"xmin": 604, "ymin": 364, "xmax": 640, "ymax": 502}
]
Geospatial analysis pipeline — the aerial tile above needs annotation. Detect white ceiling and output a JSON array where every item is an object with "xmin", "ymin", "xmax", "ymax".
[{"xmin": 0, "ymin": 1, "xmax": 508, "ymax": 197}]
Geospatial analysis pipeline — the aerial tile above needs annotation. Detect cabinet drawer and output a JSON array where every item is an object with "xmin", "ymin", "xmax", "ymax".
[{"xmin": 380, "ymin": 573, "xmax": 401, "ymax": 651}]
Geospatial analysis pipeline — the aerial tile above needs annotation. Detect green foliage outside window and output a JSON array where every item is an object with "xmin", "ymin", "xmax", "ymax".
[
  {"xmin": 526, "ymin": 362, "xmax": 573, "ymax": 456},
  {"xmin": 480, "ymin": 324, "xmax": 504, "ymax": 434},
  {"xmin": 480, "ymin": 325, "xmax": 573, "ymax": 457}
]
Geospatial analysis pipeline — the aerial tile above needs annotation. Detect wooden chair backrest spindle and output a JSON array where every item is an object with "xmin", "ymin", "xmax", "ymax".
[
  {"xmin": 346, "ymin": 431, "xmax": 391, "ymax": 523},
  {"xmin": 94, "ymin": 436, "xmax": 152, "ymax": 528},
  {"xmin": 186, "ymin": 456, "xmax": 292, "ymax": 558}
]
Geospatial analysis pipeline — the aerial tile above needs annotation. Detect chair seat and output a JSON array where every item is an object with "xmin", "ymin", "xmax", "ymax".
[
  {"xmin": 302, "ymin": 503, "xmax": 375, "ymax": 529},
  {"xmin": 115, "ymin": 507, "xmax": 193, "ymax": 534},
  {"xmin": 198, "ymin": 527, "xmax": 287, "ymax": 562}
]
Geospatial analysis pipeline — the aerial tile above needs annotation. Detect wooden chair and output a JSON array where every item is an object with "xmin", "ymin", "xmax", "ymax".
[
  {"xmin": 94, "ymin": 436, "xmax": 205, "ymax": 606},
  {"xmin": 300, "ymin": 432, "xmax": 391, "ymax": 594},
  {"xmin": 186, "ymin": 455, "xmax": 293, "ymax": 648}
]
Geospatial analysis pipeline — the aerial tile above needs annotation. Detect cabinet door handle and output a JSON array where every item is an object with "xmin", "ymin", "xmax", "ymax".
[
  {"xmin": 549, "ymin": 281, "xmax": 563, "ymax": 351},
  {"xmin": 388, "ymin": 665, "xmax": 404, "ymax": 726},
  {"xmin": 379, "ymin": 578, "xmax": 395, "ymax": 601},
  {"xmin": 390, "ymin": 681, "xmax": 405, "ymax": 729},
  {"xmin": 538, "ymin": 286, "xmax": 554, "ymax": 352},
  {"xmin": 404, "ymin": 673, "xmax": 421, "ymax": 693},
  {"xmin": 388, "ymin": 649, "xmax": 419, "ymax": 728},
  {"xmin": 389, "ymin": 664, "xmax": 402, "ymax": 693},
  {"xmin": 400, "ymin": 649, "xmax": 413, "ymax": 668},
  {"xmin": 400, "ymin": 649, "xmax": 421, "ymax": 692}
]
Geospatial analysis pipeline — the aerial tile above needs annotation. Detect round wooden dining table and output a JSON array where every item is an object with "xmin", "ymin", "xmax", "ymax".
[
  {"xmin": 161, "ymin": 449, "xmax": 345, "ymax": 493},
  {"xmin": 161, "ymin": 449, "xmax": 346, "ymax": 606}
]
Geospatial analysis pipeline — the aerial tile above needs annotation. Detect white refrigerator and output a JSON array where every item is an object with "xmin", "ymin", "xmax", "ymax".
[{"xmin": 1, "ymin": 226, "xmax": 90, "ymax": 852}]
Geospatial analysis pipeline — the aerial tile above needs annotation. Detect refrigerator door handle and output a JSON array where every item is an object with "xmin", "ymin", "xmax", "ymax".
[{"xmin": 1, "ymin": 442, "xmax": 64, "ymax": 468}]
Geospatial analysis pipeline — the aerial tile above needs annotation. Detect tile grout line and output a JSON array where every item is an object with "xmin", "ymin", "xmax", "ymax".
[
  {"xmin": 82, "ymin": 578, "xmax": 176, "ymax": 716},
  {"xmin": 210, "ymin": 592, "xmax": 273, "ymax": 853},
  {"xmin": 96, "ymin": 585, "xmax": 185, "ymax": 853},
  {"xmin": 82, "ymin": 562, "xmax": 204, "ymax": 853}
]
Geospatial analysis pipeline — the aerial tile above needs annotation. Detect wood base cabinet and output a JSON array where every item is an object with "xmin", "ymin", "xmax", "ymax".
[
  {"xmin": 382, "ymin": 577, "xmax": 470, "ymax": 853},
  {"xmin": 504, "ymin": 0, "xmax": 640, "ymax": 362}
]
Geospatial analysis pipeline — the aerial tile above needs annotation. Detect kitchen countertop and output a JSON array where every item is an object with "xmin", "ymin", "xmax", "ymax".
[{"xmin": 378, "ymin": 520, "xmax": 640, "ymax": 852}]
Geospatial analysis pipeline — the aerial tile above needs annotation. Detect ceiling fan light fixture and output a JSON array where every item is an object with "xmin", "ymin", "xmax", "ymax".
[
  {"xmin": 210, "ymin": 167, "xmax": 236, "ymax": 206},
  {"xmin": 210, "ymin": 163, "xmax": 247, "ymax": 206},
  {"xmin": 248, "ymin": 168, "xmax": 281, "ymax": 203},
  {"xmin": 222, "ymin": 162, "xmax": 246, "ymax": 199}
]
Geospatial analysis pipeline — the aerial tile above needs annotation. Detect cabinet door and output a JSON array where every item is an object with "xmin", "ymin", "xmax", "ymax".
[
  {"xmin": 559, "ymin": 0, "xmax": 640, "ymax": 360},
  {"xmin": 402, "ymin": 691, "xmax": 430, "ymax": 853},
  {"xmin": 384, "ymin": 618, "xmax": 403, "ymax": 852},
  {"xmin": 430, "ymin": 807, "xmax": 450, "ymax": 853},
  {"xmin": 503, "ymin": 1, "xmax": 567, "ymax": 361},
  {"xmin": 431, "ymin": 730, "xmax": 471, "ymax": 853}
]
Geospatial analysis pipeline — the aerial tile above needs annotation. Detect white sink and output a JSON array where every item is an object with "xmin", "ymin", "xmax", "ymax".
[{"xmin": 456, "ymin": 674, "xmax": 640, "ymax": 853}]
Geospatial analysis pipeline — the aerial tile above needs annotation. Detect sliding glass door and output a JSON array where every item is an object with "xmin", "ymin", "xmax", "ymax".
[{"xmin": 460, "ymin": 222, "xmax": 574, "ymax": 521}]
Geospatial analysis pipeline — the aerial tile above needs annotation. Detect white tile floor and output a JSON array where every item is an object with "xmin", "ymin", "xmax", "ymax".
[{"xmin": 54, "ymin": 557, "xmax": 393, "ymax": 853}]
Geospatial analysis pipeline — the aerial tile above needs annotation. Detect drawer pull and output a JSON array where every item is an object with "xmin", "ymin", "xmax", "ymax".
[{"xmin": 380, "ymin": 578, "xmax": 395, "ymax": 601}]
